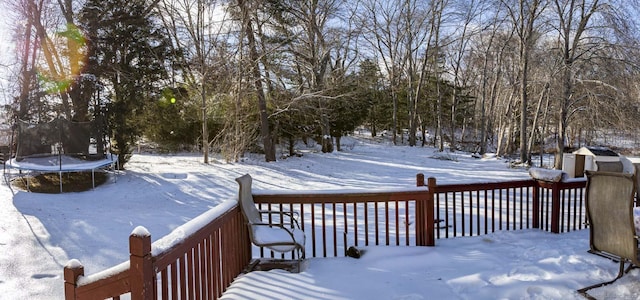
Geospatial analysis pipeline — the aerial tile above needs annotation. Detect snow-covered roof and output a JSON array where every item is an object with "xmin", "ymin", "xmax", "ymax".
[{"xmin": 572, "ymin": 146, "xmax": 618, "ymax": 157}]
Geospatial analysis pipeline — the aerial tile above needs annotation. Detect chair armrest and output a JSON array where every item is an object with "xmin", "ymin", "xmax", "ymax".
[
  {"xmin": 251, "ymin": 220, "xmax": 297, "ymax": 228},
  {"xmin": 258, "ymin": 210, "xmax": 301, "ymax": 228},
  {"xmin": 259, "ymin": 210, "xmax": 299, "ymax": 218}
]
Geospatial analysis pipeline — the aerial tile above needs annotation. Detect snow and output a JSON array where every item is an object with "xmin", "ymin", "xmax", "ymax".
[
  {"xmin": 528, "ymin": 167, "xmax": 565, "ymax": 182},
  {"xmin": 151, "ymin": 200, "xmax": 237, "ymax": 256},
  {"xmin": 76, "ymin": 261, "xmax": 129, "ymax": 287},
  {"xmin": 222, "ymin": 230, "xmax": 640, "ymax": 300},
  {"xmin": 64, "ymin": 259, "xmax": 82, "ymax": 269},
  {"xmin": 130, "ymin": 226, "xmax": 150, "ymax": 237},
  {"xmin": 5, "ymin": 154, "xmax": 117, "ymax": 172},
  {"xmin": 1, "ymin": 135, "xmax": 639, "ymax": 299},
  {"xmin": 252, "ymin": 226, "xmax": 305, "ymax": 252}
]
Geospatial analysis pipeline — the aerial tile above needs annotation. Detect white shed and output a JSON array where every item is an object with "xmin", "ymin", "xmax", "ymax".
[{"xmin": 562, "ymin": 146, "xmax": 621, "ymax": 178}]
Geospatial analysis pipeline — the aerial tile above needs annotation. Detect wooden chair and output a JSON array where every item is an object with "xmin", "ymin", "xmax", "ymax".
[
  {"xmin": 578, "ymin": 171, "xmax": 639, "ymax": 299},
  {"xmin": 235, "ymin": 174, "xmax": 305, "ymax": 262}
]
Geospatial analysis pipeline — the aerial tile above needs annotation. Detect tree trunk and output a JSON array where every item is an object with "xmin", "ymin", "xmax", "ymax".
[
  {"xmin": 527, "ymin": 83, "xmax": 549, "ymax": 157},
  {"xmin": 202, "ymin": 83, "xmax": 209, "ymax": 163},
  {"xmin": 240, "ymin": 0, "xmax": 275, "ymax": 162},
  {"xmin": 519, "ymin": 49, "xmax": 529, "ymax": 164},
  {"xmin": 552, "ymin": 0, "xmax": 600, "ymax": 169},
  {"xmin": 392, "ymin": 91, "xmax": 398, "ymax": 145}
]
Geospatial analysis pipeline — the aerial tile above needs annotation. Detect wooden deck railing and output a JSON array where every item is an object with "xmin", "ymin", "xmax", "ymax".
[
  {"xmin": 417, "ymin": 175, "xmax": 588, "ymax": 239},
  {"xmin": 64, "ymin": 203, "xmax": 251, "ymax": 300},
  {"xmin": 536, "ymin": 179, "xmax": 589, "ymax": 233},
  {"xmin": 252, "ymin": 187, "xmax": 434, "ymax": 258},
  {"xmin": 63, "ymin": 172, "xmax": 594, "ymax": 299}
]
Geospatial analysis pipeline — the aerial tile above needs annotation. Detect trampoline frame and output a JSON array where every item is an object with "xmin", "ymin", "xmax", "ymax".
[{"xmin": 5, "ymin": 154, "xmax": 119, "ymax": 193}]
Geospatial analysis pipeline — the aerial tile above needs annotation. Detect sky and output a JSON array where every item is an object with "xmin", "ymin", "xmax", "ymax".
[
  {"xmin": 1, "ymin": 133, "xmax": 639, "ymax": 299},
  {"xmin": 0, "ymin": 7, "xmax": 14, "ymax": 105}
]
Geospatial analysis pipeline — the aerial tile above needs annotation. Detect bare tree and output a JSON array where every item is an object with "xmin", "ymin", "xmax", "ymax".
[
  {"xmin": 358, "ymin": 0, "xmax": 406, "ymax": 145},
  {"xmin": 503, "ymin": 0, "xmax": 547, "ymax": 164},
  {"xmin": 10, "ymin": 0, "xmax": 39, "ymax": 121},
  {"xmin": 550, "ymin": 0, "xmax": 630, "ymax": 169},
  {"xmin": 472, "ymin": 1, "xmax": 512, "ymax": 155},
  {"xmin": 235, "ymin": 0, "xmax": 276, "ymax": 161},
  {"xmin": 11, "ymin": 0, "xmax": 71, "ymax": 120},
  {"xmin": 269, "ymin": 0, "xmax": 347, "ymax": 153},
  {"xmin": 430, "ymin": 0, "xmax": 447, "ymax": 151},
  {"xmin": 156, "ymin": 0, "xmax": 232, "ymax": 163},
  {"xmin": 16, "ymin": 0, "xmax": 97, "ymax": 121},
  {"xmin": 445, "ymin": 0, "xmax": 481, "ymax": 151},
  {"xmin": 402, "ymin": 0, "xmax": 433, "ymax": 147}
]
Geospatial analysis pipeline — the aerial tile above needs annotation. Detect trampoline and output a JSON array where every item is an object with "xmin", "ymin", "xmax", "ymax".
[{"xmin": 5, "ymin": 117, "xmax": 118, "ymax": 192}]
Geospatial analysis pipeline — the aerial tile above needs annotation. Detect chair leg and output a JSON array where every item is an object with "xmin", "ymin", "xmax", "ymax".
[
  {"xmin": 294, "ymin": 246, "xmax": 307, "ymax": 273},
  {"xmin": 577, "ymin": 260, "xmax": 626, "ymax": 299},
  {"xmin": 624, "ymin": 263, "xmax": 637, "ymax": 274}
]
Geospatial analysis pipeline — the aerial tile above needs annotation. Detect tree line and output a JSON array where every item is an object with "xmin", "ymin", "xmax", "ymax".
[{"xmin": 3, "ymin": 0, "xmax": 640, "ymax": 168}]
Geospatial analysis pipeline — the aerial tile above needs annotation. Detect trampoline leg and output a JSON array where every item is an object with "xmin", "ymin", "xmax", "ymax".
[{"xmin": 59, "ymin": 171, "xmax": 62, "ymax": 193}]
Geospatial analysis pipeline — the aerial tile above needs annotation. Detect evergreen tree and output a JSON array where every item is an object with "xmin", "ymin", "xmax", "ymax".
[
  {"xmin": 357, "ymin": 59, "xmax": 385, "ymax": 137},
  {"xmin": 143, "ymin": 86, "xmax": 204, "ymax": 152},
  {"xmin": 328, "ymin": 73, "xmax": 371, "ymax": 151},
  {"xmin": 80, "ymin": 0, "xmax": 172, "ymax": 167}
]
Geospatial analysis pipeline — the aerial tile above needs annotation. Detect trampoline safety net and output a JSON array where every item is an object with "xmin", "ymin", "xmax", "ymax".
[{"xmin": 14, "ymin": 117, "xmax": 107, "ymax": 160}]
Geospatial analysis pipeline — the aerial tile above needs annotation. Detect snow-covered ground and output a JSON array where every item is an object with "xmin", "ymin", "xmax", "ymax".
[{"xmin": 1, "ymin": 135, "xmax": 638, "ymax": 299}]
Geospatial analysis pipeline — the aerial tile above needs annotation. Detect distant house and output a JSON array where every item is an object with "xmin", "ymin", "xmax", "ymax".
[{"xmin": 562, "ymin": 146, "xmax": 621, "ymax": 178}]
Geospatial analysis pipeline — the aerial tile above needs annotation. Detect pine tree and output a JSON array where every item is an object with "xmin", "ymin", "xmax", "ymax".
[{"xmin": 80, "ymin": 0, "xmax": 172, "ymax": 167}]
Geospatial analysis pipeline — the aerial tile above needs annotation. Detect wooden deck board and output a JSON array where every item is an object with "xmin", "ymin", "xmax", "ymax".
[{"xmin": 244, "ymin": 258, "xmax": 307, "ymax": 273}]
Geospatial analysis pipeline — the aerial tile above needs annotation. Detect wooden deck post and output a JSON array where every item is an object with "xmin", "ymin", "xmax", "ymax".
[
  {"xmin": 416, "ymin": 174, "xmax": 436, "ymax": 246},
  {"xmin": 130, "ymin": 228, "xmax": 154, "ymax": 300},
  {"xmin": 415, "ymin": 174, "xmax": 425, "ymax": 246},
  {"xmin": 416, "ymin": 173, "xmax": 425, "ymax": 187},
  {"xmin": 63, "ymin": 260, "xmax": 84, "ymax": 300},
  {"xmin": 426, "ymin": 177, "xmax": 436, "ymax": 246},
  {"xmin": 550, "ymin": 182, "xmax": 561, "ymax": 233}
]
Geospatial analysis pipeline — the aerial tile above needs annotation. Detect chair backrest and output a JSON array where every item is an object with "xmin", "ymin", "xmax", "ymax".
[
  {"xmin": 595, "ymin": 161, "xmax": 623, "ymax": 173},
  {"xmin": 235, "ymin": 174, "xmax": 262, "ymax": 224},
  {"xmin": 585, "ymin": 171, "xmax": 638, "ymax": 264}
]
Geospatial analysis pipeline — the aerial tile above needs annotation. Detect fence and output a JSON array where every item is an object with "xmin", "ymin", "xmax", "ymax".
[
  {"xmin": 64, "ymin": 203, "xmax": 250, "ymax": 300},
  {"xmin": 251, "ymin": 187, "xmax": 434, "ymax": 258},
  {"xmin": 64, "ymin": 173, "xmax": 591, "ymax": 300},
  {"xmin": 417, "ymin": 175, "xmax": 588, "ymax": 239}
]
